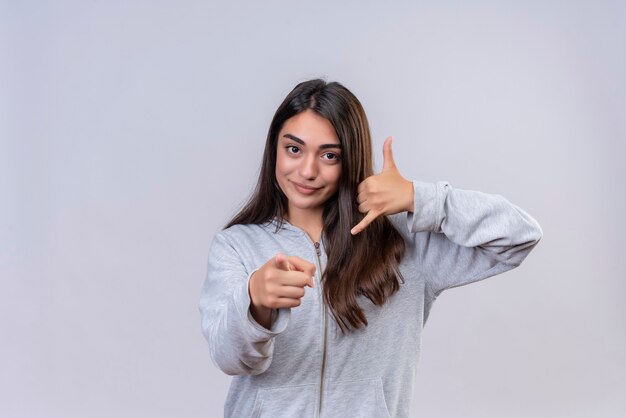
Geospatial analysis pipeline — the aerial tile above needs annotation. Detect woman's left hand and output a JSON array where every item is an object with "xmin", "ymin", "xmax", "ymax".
[{"xmin": 351, "ymin": 136, "xmax": 414, "ymax": 235}]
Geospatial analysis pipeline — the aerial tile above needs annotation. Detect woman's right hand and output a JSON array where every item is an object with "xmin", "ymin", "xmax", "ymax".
[{"xmin": 248, "ymin": 253, "xmax": 316, "ymax": 329}]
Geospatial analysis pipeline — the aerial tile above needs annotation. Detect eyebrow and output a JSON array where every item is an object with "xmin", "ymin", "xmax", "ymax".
[{"xmin": 282, "ymin": 134, "xmax": 342, "ymax": 151}]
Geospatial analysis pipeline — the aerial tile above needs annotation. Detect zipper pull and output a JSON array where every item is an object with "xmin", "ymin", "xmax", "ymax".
[{"xmin": 314, "ymin": 241, "xmax": 321, "ymax": 257}]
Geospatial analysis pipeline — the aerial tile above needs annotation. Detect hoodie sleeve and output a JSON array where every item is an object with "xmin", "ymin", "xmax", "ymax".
[
  {"xmin": 198, "ymin": 231, "xmax": 291, "ymax": 376},
  {"xmin": 405, "ymin": 180, "xmax": 543, "ymax": 298}
]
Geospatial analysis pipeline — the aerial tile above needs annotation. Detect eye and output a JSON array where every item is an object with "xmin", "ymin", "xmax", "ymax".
[
  {"xmin": 323, "ymin": 152, "xmax": 341, "ymax": 161},
  {"xmin": 285, "ymin": 145, "xmax": 300, "ymax": 154}
]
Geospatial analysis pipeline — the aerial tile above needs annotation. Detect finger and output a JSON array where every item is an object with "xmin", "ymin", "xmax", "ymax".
[
  {"xmin": 286, "ymin": 255, "xmax": 317, "ymax": 279},
  {"xmin": 278, "ymin": 270, "xmax": 314, "ymax": 288},
  {"xmin": 358, "ymin": 199, "xmax": 371, "ymax": 214},
  {"xmin": 274, "ymin": 253, "xmax": 293, "ymax": 271},
  {"xmin": 289, "ymin": 255, "xmax": 316, "ymax": 288},
  {"xmin": 358, "ymin": 176, "xmax": 373, "ymax": 195},
  {"xmin": 276, "ymin": 285, "xmax": 306, "ymax": 299},
  {"xmin": 356, "ymin": 190, "xmax": 366, "ymax": 205},
  {"xmin": 382, "ymin": 136, "xmax": 396, "ymax": 172},
  {"xmin": 274, "ymin": 297, "xmax": 303, "ymax": 309},
  {"xmin": 357, "ymin": 181, "xmax": 365, "ymax": 195},
  {"xmin": 350, "ymin": 210, "xmax": 379, "ymax": 235}
]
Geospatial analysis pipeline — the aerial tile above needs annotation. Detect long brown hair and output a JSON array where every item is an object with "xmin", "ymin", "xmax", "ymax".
[{"xmin": 225, "ymin": 79, "xmax": 406, "ymax": 332}]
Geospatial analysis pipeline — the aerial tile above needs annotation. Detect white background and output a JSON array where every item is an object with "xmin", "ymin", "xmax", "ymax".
[{"xmin": 1, "ymin": 0, "xmax": 625, "ymax": 417}]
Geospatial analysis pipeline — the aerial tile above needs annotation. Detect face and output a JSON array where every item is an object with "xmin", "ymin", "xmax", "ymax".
[{"xmin": 275, "ymin": 109, "xmax": 342, "ymax": 221}]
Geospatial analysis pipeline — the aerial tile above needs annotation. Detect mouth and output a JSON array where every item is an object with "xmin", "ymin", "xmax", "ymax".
[{"xmin": 291, "ymin": 181, "xmax": 321, "ymax": 195}]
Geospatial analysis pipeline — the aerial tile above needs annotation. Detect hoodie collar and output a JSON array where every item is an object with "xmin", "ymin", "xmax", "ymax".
[
  {"xmin": 266, "ymin": 216, "xmax": 326, "ymax": 243},
  {"xmin": 266, "ymin": 216, "xmax": 302, "ymax": 235}
]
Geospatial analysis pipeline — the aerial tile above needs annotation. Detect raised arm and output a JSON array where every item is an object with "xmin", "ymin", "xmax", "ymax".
[
  {"xmin": 405, "ymin": 180, "xmax": 543, "ymax": 297},
  {"xmin": 348, "ymin": 137, "xmax": 542, "ymax": 297}
]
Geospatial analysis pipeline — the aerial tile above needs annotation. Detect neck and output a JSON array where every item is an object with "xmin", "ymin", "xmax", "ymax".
[{"xmin": 285, "ymin": 208, "xmax": 324, "ymax": 242}]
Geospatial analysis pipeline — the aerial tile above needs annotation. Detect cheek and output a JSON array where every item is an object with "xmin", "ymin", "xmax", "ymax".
[
  {"xmin": 275, "ymin": 154, "xmax": 287, "ymax": 175},
  {"xmin": 276, "ymin": 153, "xmax": 295, "ymax": 174},
  {"xmin": 328, "ymin": 167, "xmax": 342, "ymax": 188}
]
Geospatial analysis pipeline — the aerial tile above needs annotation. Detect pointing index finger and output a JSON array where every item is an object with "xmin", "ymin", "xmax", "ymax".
[
  {"xmin": 274, "ymin": 253, "xmax": 292, "ymax": 271},
  {"xmin": 286, "ymin": 255, "xmax": 316, "ymax": 286}
]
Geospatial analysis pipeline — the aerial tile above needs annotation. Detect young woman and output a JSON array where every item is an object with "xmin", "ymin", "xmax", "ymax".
[{"xmin": 199, "ymin": 79, "xmax": 542, "ymax": 417}]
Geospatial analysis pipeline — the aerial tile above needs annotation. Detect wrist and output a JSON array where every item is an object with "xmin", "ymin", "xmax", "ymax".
[
  {"xmin": 248, "ymin": 272, "xmax": 273, "ymax": 328},
  {"xmin": 248, "ymin": 275, "xmax": 263, "ymax": 309},
  {"xmin": 405, "ymin": 180, "xmax": 414, "ymax": 212}
]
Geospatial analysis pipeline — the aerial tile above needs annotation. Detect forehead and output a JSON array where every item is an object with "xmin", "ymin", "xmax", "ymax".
[{"xmin": 279, "ymin": 109, "xmax": 339, "ymax": 144}]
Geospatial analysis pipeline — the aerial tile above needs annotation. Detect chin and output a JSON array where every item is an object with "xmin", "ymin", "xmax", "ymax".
[{"xmin": 290, "ymin": 198, "xmax": 324, "ymax": 210}]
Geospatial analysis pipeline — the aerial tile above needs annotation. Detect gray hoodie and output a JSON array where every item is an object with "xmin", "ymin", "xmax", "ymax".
[{"xmin": 199, "ymin": 180, "xmax": 542, "ymax": 417}]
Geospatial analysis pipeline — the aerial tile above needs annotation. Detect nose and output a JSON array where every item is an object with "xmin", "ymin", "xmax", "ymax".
[{"xmin": 299, "ymin": 154, "xmax": 318, "ymax": 180}]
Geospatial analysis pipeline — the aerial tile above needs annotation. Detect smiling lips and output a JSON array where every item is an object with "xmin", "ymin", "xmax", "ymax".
[{"xmin": 292, "ymin": 181, "xmax": 320, "ymax": 195}]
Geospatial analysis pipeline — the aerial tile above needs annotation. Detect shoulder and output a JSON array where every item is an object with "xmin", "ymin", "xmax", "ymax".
[
  {"xmin": 214, "ymin": 221, "xmax": 277, "ymax": 248},
  {"xmin": 207, "ymin": 223, "xmax": 269, "ymax": 262}
]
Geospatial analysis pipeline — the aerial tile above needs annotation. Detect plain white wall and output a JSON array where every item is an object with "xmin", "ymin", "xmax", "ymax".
[{"xmin": 1, "ymin": 0, "xmax": 625, "ymax": 417}]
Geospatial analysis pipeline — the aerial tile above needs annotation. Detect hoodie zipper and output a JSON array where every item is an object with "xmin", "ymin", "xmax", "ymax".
[{"xmin": 313, "ymin": 240, "xmax": 328, "ymax": 418}]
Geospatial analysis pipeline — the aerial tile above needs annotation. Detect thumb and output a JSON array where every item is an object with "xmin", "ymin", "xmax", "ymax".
[{"xmin": 382, "ymin": 136, "xmax": 396, "ymax": 172}]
